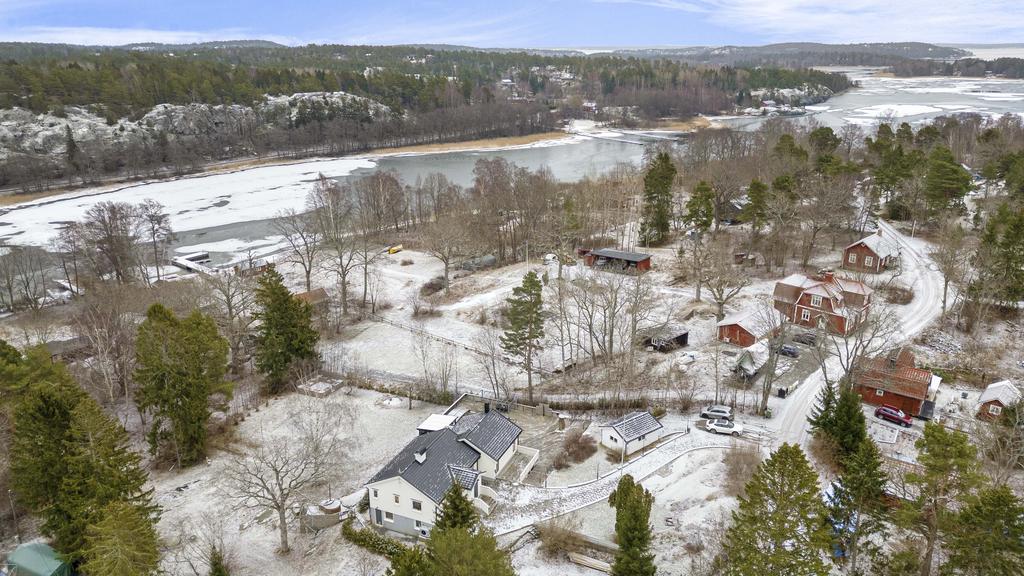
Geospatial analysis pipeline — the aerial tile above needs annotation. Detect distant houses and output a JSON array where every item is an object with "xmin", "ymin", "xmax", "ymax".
[
  {"xmin": 842, "ymin": 229, "xmax": 900, "ymax": 274},
  {"xmin": 772, "ymin": 270, "xmax": 873, "ymax": 335},
  {"xmin": 852, "ymin": 348, "xmax": 940, "ymax": 418}
]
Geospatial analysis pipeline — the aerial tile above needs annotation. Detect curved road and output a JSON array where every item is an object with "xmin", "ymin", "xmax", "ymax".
[{"xmin": 774, "ymin": 219, "xmax": 946, "ymax": 447}]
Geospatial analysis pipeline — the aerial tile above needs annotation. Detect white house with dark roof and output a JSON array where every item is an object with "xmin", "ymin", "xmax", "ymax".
[
  {"xmin": 365, "ymin": 410, "xmax": 522, "ymax": 537},
  {"xmin": 600, "ymin": 411, "xmax": 664, "ymax": 456}
]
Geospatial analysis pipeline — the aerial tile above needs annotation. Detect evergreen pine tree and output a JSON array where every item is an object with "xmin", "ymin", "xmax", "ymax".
[
  {"xmin": 426, "ymin": 527, "xmax": 515, "ymax": 576},
  {"xmin": 136, "ymin": 303, "xmax": 230, "ymax": 467},
  {"xmin": 831, "ymin": 389, "xmax": 868, "ymax": 458},
  {"xmin": 924, "ymin": 146, "xmax": 972, "ymax": 212},
  {"xmin": 48, "ymin": 399, "xmax": 157, "ymax": 562},
  {"xmin": 254, "ymin": 268, "xmax": 319, "ymax": 393},
  {"xmin": 607, "ymin": 474, "xmax": 656, "ymax": 576},
  {"xmin": 722, "ymin": 443, "xmax": 830, "ymax": 576},
  {"xmin": 80, "ymin": 500, "xmax": 160, "ymax": 576},
  {"xmin": 64, "ymin": 125, "xmax": 80, "ymax": 176},
  {"xmin": 898, "ymin": 422, "xmax": 983, "ymax": 576},
  {"xmin": 500, "ymin": 271, "xmax": 544, "ymax": 404},
  {"xmin": 684, "ymin": 180, "xmax": 715, "ymax": 234},
  {"xmin": 741, "ymin": 179, "xmax": 768, "ymax": 234},
  {"xmin": 639, "ymin": 151, "xmax": 677, "ymax": 245},
  {"xmin": 829, "ymin": 439, "xmax": 889, "ymax": 574},
  {"xmin": 9, "ymin": 378, "xmax": 87, "ymax": 515},
  {"xmin": 943, "ymin": 485, "xmax": 1024, "ymax": 576},
  {"xmin": 433, "ymin": 483, "xmax": 479, "ymax": 533}
]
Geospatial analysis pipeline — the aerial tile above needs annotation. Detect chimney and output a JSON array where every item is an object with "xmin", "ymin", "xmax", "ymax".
[
  {"xmin": 484, "ymin": 402, "xmax": 490, "ymax": 414},
  {"xmin": 877, "ymin": 228, "xmax": 883, "ymax": 237},
  {"xmin": 818, "ymin": 268, "xmax": 834, "ymax": 283},
  {"xmin": 414, "ymin": 449, "xmax": 426, "ymax": 464}
]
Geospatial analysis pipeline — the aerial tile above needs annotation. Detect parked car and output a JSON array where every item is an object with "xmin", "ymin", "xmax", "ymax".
[
  {"xmin": 875, "ymin": 405, "xmax": 913, "ymax": 427},
  {"xmin": 706, "ymin": 418, "xmax": 744, "ymax": 436},
  {"xmin": 778, "ymin": 344, "xmax": 800, "ymax": 358},
  {"xmin": 793, "ymin": 331, "xmax": 817, "ymax": 346},
  {"xmin": 700, "ymin": 405, "xmax": 733, "ymax": 421}
]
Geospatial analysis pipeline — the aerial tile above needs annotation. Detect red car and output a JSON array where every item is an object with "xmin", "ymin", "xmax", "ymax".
[{"xmin": 875, "ymin": 405, "xmax": 913, "ymax": 427}]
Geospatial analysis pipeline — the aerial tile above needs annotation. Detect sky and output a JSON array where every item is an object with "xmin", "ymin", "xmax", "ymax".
[{"xmin": 1, "ymin": 0, "xmax": 1023, "ymax": 48}]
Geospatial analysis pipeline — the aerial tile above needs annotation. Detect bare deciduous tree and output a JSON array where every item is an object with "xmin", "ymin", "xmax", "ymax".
[
  {"xmin": 138, "ymin": 198, "xmax": 174, "ymax": 283},
  {"xmin": 308, "ymin": 175, "xmax": 359, "ymax": 316},
  {"xmin": 705, "ymin": 238, "xmax": 751, "ymax": 320},
  {"xmin": 226, "ymin": 399, "xmax": 350, "ymax": 554},
  {"xmin": 273, "ymin": 208, "xmax": 321, "ymax": 292},
  {"xmin": 202, "ymin": 271, "xmax": 256, "ymax": 375}
]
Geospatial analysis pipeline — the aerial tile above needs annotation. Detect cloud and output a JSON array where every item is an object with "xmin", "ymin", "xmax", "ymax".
[
  {"xmin": 1, "ymin": 25, "xmax": 300, "ymax": 46},
  {"xmin": 335, "ymin": 8, "xmax": 546, "ymax": 47},
  {"xmin": 595, "ymin": 0, "xmax": 1024, "ymax": 43}
]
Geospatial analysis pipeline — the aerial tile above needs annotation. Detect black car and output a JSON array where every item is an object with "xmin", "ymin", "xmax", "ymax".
[
  {"xmin": 778, "ymin": 344, "xmax": 800, "ymax": 358},
  {"xmin": 793, "ymin": 331, "xmax": 817, "ymax": 346}
]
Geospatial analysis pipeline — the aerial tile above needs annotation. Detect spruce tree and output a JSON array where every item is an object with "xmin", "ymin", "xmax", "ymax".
[
  {"xmin": 254, "ymin": 268, "xmax": 319, "ymax": 393},
  {"xmin": 943, "ymin": 485, "xmax": 1024, "ymax": 576},
  {"xmin": 48, "ymin": 399, "xmax": 157, "ymax": 562},
  {"xmin": 829, "ymin": 439, "xmax": 889, "ymax": 574},
  {"xmin": 807, "ymin": 383, "xmax": 837, "ymax": 436},
  {"xmin": 831, "ymin": 389, "xmax": 868, "ymax": 458},
  {"xmin": 741, "ymin": 179, "xmax": 768, "ymax": 234},
  {"xmin": 722, "ymin": 443, "xmax": 830, "ymax": 576},
  {"xmin": 684, "ymin": 180, "xmax": 715, "ymax": 234},
  {"xmin": 608, "ymin": 475, "xmax": 656, "ymax": 576},
  {"xmin": 426, "ymin": 527, "xmax": 515, "ymax": 576},
  {"xmin": 80, "ymin": 500, "xmax": 160, "ymax": 576},
  {"xmin": 433, "ymin": 483, "xmax": 479, "ymax": 533},
  {"xmin": 136, "ymin": 303, "xmax": 230, "ymax": 467},
  {"xmin": 500, "ymin": 271, "xmax": 544, "ymax": 404},
  {"xmin": 9, "ymin": 378, "xmax": 87, "ymax": 516},
  {"xmin": 639, "ymin": 151, "xmax": 677, "ymax": 245}
]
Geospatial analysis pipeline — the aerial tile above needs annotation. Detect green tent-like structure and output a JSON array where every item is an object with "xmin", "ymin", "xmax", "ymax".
[{"xmin": 4, "ymin": 542, "xmax": 71, "ymax": 576}]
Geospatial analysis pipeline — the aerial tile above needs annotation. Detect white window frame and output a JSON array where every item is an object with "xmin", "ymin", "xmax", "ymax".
[
  {"xmin": 412, "ymin": 500, "xmax": 422, "ymax": 511},
  {"xmin": 372, "ymin": 489, "xmax": 378, "ymax": 498},
  {"xmin": 989, "ymin": 404, "xmax": 1002, "ymax": 416},
  {"xmin": 875, "ymin": 389, "xmax": 884, "ymax": 396},
  {"xmin": 393, "ymin": 494, "xmax": 400, "ymax": 504},
  {"xmin": 801, "ymin": 309, "xmax": 811, "ymax": 322},
  {"xmin": 810, "ymin": 295, "xmax": 823, "ymax": 308},
  {"xmin": 415, "ymin": 520, "xmax": 422, "ymax": 528},
  {"xmin": 865, "ymin": 255, "xmax": 874, "ymax": 268},
  {"xmin": 384, "ymin": 511, "xmax": 394, "ymax": 522},
  {"xmin": 848, "ymin": 252, "xmax": 857, "ymax": 264}
]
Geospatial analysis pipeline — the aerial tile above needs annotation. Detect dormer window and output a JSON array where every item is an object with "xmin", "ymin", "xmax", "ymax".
[{"xmin": 810, "ymin": 295, "xmax": 822, "ymax": 308}]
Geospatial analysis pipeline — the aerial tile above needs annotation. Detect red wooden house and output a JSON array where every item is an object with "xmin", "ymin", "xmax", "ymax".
[
  {"xmin": 772, "ymin": 270, "xmax": 873, "ymax": 335},
  {"xmin": 843, "ymin": 229, "xmax": 900, "ymax": 274},
  {"xmin": 853, "ymin": 348, "xmax": 939, "ymax": 417},
  {"xmin": 717, "ymin": 309, "xmax": 769, "ymax": 347},
  {"xmin": 582, "ymin": 248, "xmax": 652, "ymax": 272},
  {"xmin": 975, "ymin": 380, "xmax": 1021, "ymax": 421}
]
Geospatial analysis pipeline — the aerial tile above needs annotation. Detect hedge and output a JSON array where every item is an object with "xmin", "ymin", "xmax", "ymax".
[{"xmin": 341, "ymin": 518, "xmax": 409, "ymax": 559}]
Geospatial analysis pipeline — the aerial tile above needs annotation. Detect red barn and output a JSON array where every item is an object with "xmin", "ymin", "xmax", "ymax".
[
  {"xmin": 717, "ymin": 309, "xmax": 769, "ymax": 347},
  {"xmin": 772, "ymin": 270, "xmax": 873, "ymax": 335},
  {"xmin": 853, "ymin": 348, "xmax": 939, "ymax": 417},
  {"xmin": 843, "ymin": 229, "xmax": 900, "ymax": 274}
]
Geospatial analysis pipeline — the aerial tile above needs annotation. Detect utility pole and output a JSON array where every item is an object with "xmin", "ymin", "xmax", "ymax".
[{"xmin": 8, "ymin": 489, "xmax": 20, "ymax": 541}]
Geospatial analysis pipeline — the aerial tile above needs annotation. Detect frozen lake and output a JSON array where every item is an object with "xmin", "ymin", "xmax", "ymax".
[{"xmin": 3, "ymin": 67, "xmax": 1024, "ymax": 263}]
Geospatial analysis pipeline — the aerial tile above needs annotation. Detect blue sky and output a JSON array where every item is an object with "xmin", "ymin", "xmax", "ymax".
[{"xmin": 1, "ymin": 0, "xmax": 1023, "ymax": 47}]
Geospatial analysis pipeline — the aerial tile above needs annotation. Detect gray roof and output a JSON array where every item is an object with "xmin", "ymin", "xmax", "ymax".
[
  {"xmin": 591, "ymin": 248, "xmax": 652, "ymax": 263},
  {"xmin": 604, "ymin": 411, "xmax": 663, "ymax": 442},
  {"xmin": 449, "ymin": 466, "xmax": 480, "ymax": 490},
  {"xmin": 367, "ymin": 429, "xmax": 480, "ymax": 504},
  {"xmin": 452, "ymin": 411, "xmax": 523, "ymax": 461}
]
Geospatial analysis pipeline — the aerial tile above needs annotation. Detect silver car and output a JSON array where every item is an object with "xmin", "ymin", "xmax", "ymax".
[
  {"xmin": 706, "ymin": 419, "xmax": 744, "ymax": 436},
  {"xmin": 700, "ymin": 405, "xmax": 733, "ymax": 421}
]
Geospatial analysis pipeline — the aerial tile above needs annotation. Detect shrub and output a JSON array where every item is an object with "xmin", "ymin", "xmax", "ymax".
[
  {"xmin": 411, "ymin": 300, "xmax": 442, "ymax": 318},
  {"xmin": 536, "ymin": 516, "xmax": 584, "ymax": 558},
  {"xmin": 358, "ymin": 492, "xmax": 370, "ymax": 513},
  {"xmin": 341, "ymin": 518, "xmax": 408, "ymax": 559},
  {"xmin": 419, "ymin": 276, "xmax": 445, "ymax": 297},
  {"xmin": 722, "ymin": 444, "xmax": 761, "ymax": 497},
  {"xmin": 651, "ymin": 405, "xmax": 667, "ymax": 419},
  {"xmin": 563, "ymin": 429, "xmax": 598, "ymax": 463},
  {"xmin": 881, "ymin": 284, "xmax": 914, "ymax": 305}
]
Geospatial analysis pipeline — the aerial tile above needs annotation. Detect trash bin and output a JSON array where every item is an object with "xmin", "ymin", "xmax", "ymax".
[{"xmin": 778, "ymin": 387, "xmax": 788, "ymax": 399}]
